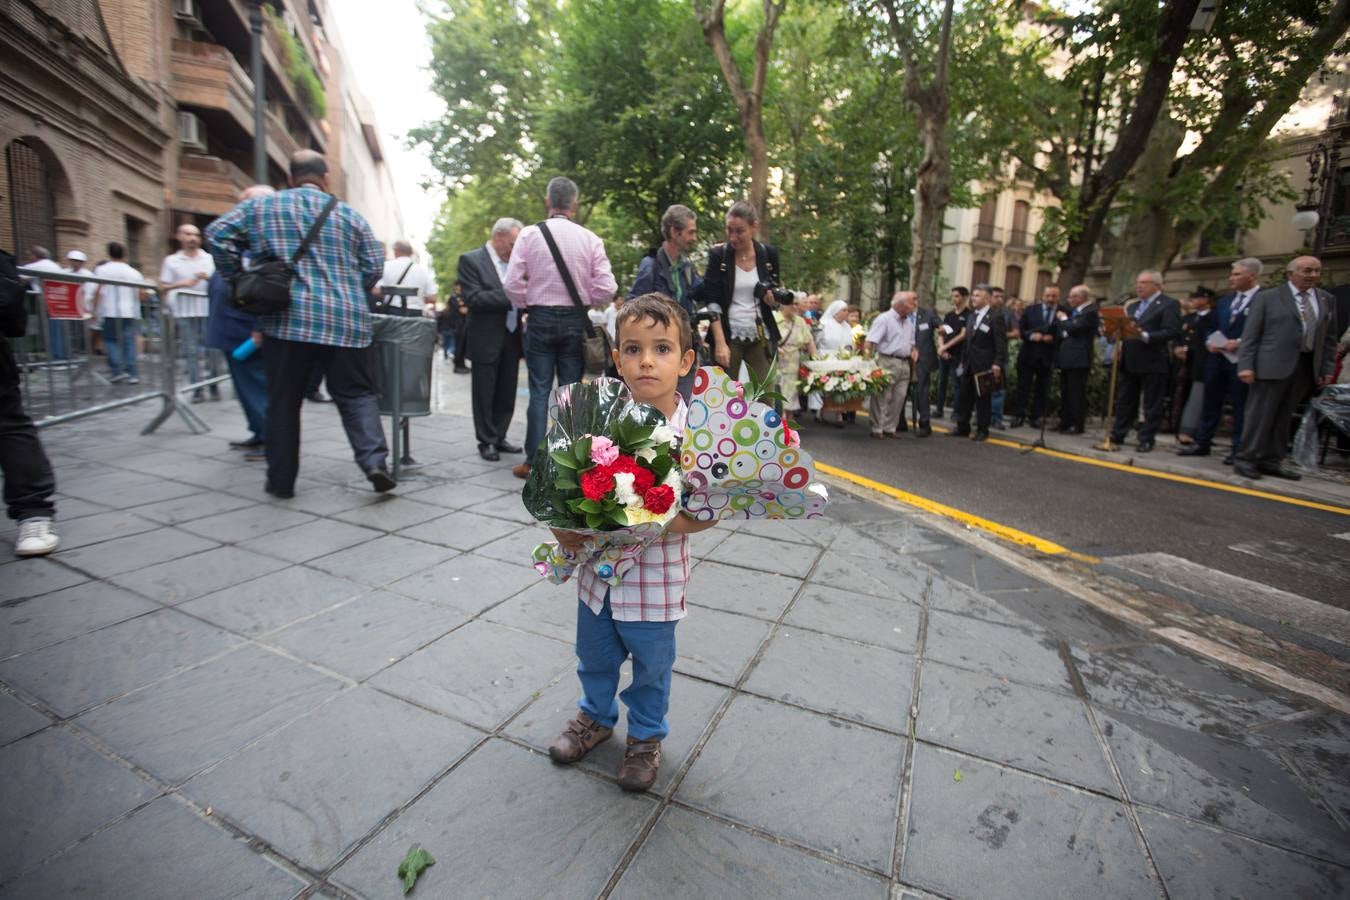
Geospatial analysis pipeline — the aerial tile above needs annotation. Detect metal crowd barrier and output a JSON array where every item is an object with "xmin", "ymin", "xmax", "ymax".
[{"xmin": 15, "ymin": 267, "xmax": 212, "ymax": 434}]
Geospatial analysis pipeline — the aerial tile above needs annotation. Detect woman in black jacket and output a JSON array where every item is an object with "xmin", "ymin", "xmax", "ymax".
[{"xmin": 699, "ymin": 201, "xmax": 783, "ymax": 385}]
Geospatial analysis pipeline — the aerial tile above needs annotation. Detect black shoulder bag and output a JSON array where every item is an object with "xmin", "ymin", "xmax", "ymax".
[
  {"xmin": 537, "ymin": 221, "xmax": 611, "ymax": 376},
  {"xmin": 231, "ymin": 195, "xmax": 339, "ymax": 315}
]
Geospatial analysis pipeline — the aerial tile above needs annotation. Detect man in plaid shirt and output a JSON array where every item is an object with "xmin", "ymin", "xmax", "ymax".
[{"xmin": 205, "ymin": 151, "xmax": 394, "ymax": 498}]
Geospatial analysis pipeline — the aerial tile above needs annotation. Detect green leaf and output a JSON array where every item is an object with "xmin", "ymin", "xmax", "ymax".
[
  {"xmin": 952, "ymin": 769, "xmax": 964, "ymax": 783},
  {"xmin": 606, "ymin": 506, "xmax": 630, "ymax": 526},
  {"xmin": 556, "ymin": 474, "xmax": 579, "ymax": 491},
  {"xmin": 550, "ymin": 451, "xmax": 578, "ymax": 471},
  {"xmin": 573, "ymin": 437, "xmax": 593, "ymax": 465},
  {"xmin": 397, "ymin": 844, "xmax": 435, "ymax": 894},
  {"xmin": 577, "ymin": 499, "xmax": 601, "ymax": 513}
]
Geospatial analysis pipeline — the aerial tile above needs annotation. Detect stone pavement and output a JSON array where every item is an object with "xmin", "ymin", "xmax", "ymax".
[{"xmin": 1, "ymin": 370, "xmax": 1348, "ymax": 899}]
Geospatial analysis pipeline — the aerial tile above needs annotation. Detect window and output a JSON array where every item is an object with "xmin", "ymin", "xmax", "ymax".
[
  {"xmin": 1034, "ymin": 269, "xmax": 1054, "ymax": 299},
  {"xmin": 1010, "ymin": 201, "xmax": 1031, "ymax": 247},
  {"xmin": 124, "ymin": 216, "xmax": 146, "ymax": 271},
  {"xmin": 976, "ymin": 198, "xmax": 998, "ymax": 242},
  {"xmin": 1004, "ymin": 265, "xmax": 1024, "ymax": 297},
  {"xmin": 972, "ymin": 260, "xmax": 991, "ymax": 287}
]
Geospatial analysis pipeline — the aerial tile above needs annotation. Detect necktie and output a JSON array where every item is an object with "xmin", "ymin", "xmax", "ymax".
[
  {"xmin": 1296, "ymin": 290, "xmax": 1314, "ymax": 351},
  {"xmin": 1232, "ymin": 292, "xmax": 1248, "ymax": 318},
  {"xmin": 1136, "ymin": 299, "xmax": 1150, "ymax": 320},
  {"xmin": 497, "ymin": 257, "xmax": 516, "ymax": 332}
]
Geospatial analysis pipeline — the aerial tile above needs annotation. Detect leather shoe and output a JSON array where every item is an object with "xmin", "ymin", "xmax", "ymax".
[
  {"xmin": 512, "ymin": 462, "xmax": 531, "ymax": 479},
  {"xmin": 496, "ymin": 441, "xmax": 523, "ymax": 454},
  {"xmin": 947, "ymin": 429, "xmax": 969, "ymax": 438},
  {"xmin": 1137, "ymin": 439, "xmax": 1154, "ymax": 453},
  {"xmin": 305, "ymin": 391, "xmax": 332, "ymax": 403},
  {"xmin": 972, "ymin": 431, "xmax": 989, "ymax": 442},
  {"xmin": 479, "ymin": 445, "xmax": 500, "ymax": 462},
  {"xmin": 265, "ymin": 483, "xmax": 294, "ymax": 499},
  {"xmin": 916, "ymin": 425, "xmax": 932, "ymax": 437},
  {"xmin": 229, "ymin": 436, "xmax": 263, "ymax": 449},
  {"xmin": 1221, "ymin": 453, "xmax": 1234, "ymax": 465},
  {"xmin": 1009, "ymin": 417, "xmax": 1025, "ymax": 428},
  {"xmin": 1177, "ymin": 445, "xmax": 1209, "ymax": 457},
  {"xmin": 1233, "ymin": 461, "xmax": 1262, "ymax": 479},
  {"xmin": 1259, "ymin": 463, "xmax": 1302, "ymax": 481},
  {"xmin": 365, "ymin": 465, "xmax": 397, "ymax": 493},
  {"xmin": 616, "ymin": 736, "xmax": 662, "ymax": 792},
  {"xmin": 548, "ymin": 713, "xmax": 612, "ymax": 764},
  {"xmin": 453, "ymin": 366, "xmax": 470, "ymax": 374}
]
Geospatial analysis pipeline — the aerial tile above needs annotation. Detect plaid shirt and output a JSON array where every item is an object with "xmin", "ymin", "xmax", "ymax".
[
  {"xmin": 577, "ymin": 397, "xmax": 691, "ymax": 622},
  {"xmin": 204, "ymin": 186, "xmax": 384, "ymax": 347}
]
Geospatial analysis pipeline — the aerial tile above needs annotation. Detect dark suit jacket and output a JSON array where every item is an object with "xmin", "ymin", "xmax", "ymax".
[
  {"xmin": 1055, "ymin": 304, "xmax": 1098, "ymax": 370},
  {"xmin": 698, "ymin": 241, "xmax": 782, "ymax": 350},
  {"xmin": 962, "ymin": 307, "xmax": 1008, "ymax": 373},
  {"xmin": 914, "ymin": 307, "xmax": 940, "ymax": 369},
  {"xmin": 1017, "ymin": 302, "xmax": 1060, "ymax": 365},
  {"xmin": 1238, "ymin": 283, "xmax": 1338, "ymax": 381},
  {"xmin": 1120, "ymin": 294, "xmax": 1181, "ymax": 375},
  {"xmin": 457, "ymin": 246, "xmax": 516, "ymax": 365}
]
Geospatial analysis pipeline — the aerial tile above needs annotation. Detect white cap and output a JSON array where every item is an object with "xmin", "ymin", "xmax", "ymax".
[{"xmin": 66, "ymin": 250, "xmax": 88, "ymax": 262}]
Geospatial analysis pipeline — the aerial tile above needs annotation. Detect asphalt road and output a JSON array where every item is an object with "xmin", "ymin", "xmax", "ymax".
[{"xmin": 797, "ymin": 415, "xmax": 1350, "ymax": 612}]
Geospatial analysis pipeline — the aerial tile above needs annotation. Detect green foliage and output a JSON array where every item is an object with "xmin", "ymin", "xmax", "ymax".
[
  {"xmin": 397, "ymin": 845, "xmax": 435, "ymax": 894},
  {"xmin": 265, "ymin": 6, "xmax": 326, "ymax": 119}
]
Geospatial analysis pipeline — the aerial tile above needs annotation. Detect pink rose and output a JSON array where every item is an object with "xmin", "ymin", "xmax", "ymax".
[
  {"xmin": 589, "ymin": 435, "xmax": 619, "ymax": 466},
  {"xmin": 732, "ymin": 381, "xmax": 745, "ymax": 399}
]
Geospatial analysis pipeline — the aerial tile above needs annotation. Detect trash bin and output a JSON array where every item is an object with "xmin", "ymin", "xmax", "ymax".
[
  {"xmin": 1292, "ymin": 384, "xmax": 1350, "ymax": 472},
  {"xmin": 372, "ymin": 314, "xmax": 437, "ymax": 417}
]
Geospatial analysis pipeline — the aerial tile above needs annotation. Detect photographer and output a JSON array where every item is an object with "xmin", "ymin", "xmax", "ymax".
[{"xmin": 699, "ymin": 201, "xmax": 790, "ymax": 385}]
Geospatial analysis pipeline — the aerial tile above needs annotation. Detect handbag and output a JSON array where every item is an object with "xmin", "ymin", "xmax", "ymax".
[
  {"xmin": 231, "ymin": 195, "xmax": 339, "ymax": 315},
  {"xmin": 537, "ymin": 221, "xmax": 611, "ymax": 376}
]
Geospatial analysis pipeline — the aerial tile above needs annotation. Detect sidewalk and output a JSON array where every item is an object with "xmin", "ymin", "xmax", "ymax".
[{"xmin": 1, "ymin": 369, "xmax": 1347, "ymax": 899}]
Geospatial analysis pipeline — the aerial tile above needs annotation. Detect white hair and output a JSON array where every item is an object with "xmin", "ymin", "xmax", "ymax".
[
  {"xmin": 492, "ymin": 217, "xmax": 523, "ymax": 236},
  {"xmin": 1234, "ymin": 257, "xmax": 1263, "ymax": 276}
]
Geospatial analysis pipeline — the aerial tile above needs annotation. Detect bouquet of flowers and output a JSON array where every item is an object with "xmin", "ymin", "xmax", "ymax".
[
  {"xmin": 798, "ymin": 352, "xmax": 892, "ymax": 405},
  {"xmin": 523, "ymin": 378, "xmax": 682, "ymax": 586}
]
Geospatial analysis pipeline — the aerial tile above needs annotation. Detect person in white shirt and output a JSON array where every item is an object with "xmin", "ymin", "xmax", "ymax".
[
  {"xmin": 379, "ymin": 241, "xmax": 438, "ymax": 317},
  {"xmin": 864, "ymin": 291, "xmax": 920, "ymax": 438},
  {"xmin": 64, "ymin": 250, "xmax": 95, "ymax": 358},
  {"xmin": 93, "ymin": 242, "xmax": 148, "ymax": 383},
  {"xmin": 160, "ymin": 223, "xmax": 218, "ymax": 401},
  {"xmin": 22, "ymin": 248, "xmax": 69, "ymax": 361}
]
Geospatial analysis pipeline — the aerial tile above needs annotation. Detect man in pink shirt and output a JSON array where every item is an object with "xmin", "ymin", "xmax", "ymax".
[{"xmin": 503, "ymin": 176, "xmax": 617, "ymax": 478}]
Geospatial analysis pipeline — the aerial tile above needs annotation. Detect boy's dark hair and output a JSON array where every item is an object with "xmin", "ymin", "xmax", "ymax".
[
  {"xmin": 107, "ymin": 242, "xmax": 126, "ymax": 259},
  {"xmin": 615, "ymin": 293, "xmax": 692, "ymax": 353}
]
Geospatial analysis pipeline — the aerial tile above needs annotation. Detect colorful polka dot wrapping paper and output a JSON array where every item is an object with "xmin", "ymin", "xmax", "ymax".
[{"xmin": 682, "ymin": 366, "xmax": 829, "ymax": 520}]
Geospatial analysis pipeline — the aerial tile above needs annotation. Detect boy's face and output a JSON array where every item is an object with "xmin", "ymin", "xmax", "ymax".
[{"xmin": 613, "ymin": 315, "xmax": 695, "ymax": 407}]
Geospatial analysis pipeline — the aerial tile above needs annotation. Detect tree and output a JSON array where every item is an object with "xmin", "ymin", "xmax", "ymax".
[{"xmin": 693, "ymin": 0, "xmax": 787, "ymax": 230}]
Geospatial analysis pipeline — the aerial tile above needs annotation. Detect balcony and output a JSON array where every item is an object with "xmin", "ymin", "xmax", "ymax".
[
  {"xmin": 176, "ymin": 154, "xmax": 252, "ymax": 216},
  {"xmin": 1007, "ymin": 228, "xmax": 1032, "ymax": 250},
  {"xmin": 973, "ymin": 223, "xmax": 1004, "ymax": 245}
]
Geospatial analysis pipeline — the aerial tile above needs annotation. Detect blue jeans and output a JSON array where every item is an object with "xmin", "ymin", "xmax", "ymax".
[
  {"xmin": 103, "ymin": 318, "xmax": 139, "ymax": 378},
  {"xmin": 524, "ymin": 307, "xmax": 586, "ymax": 458},
  {"xmin": 991, "ymin": 388, "xmax": 1005, "ymax": 427},
  {"xmin": 227, "ymin": 351, "xmax": 267, "ymax": 441},
  {"xmin": 575, "ymin": 596, "xmax": 678, "ymax": 742},
  {"xmin": 47, "ymin": 319, "xmax": 69, "ymax": 362},
  {"xmin": 179, "ymin": 316, "xmax": 219, "ymax": 386},
  {"xmin": 439, "ymin": 328, "xmax": 455, "ymax": 358}
]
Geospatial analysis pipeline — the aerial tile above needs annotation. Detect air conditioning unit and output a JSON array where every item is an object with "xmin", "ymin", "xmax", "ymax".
[
  {"xmin": 173, "ymin": 0, "xmax": 199, "ymax": 20},
  {"xmin": 177, "ymin": 111, "xmax": 206, "ymax": 152}
]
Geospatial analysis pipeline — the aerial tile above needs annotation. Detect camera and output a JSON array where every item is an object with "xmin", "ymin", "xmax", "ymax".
[{"xmin": 754, "ymin": 281, "xmax": 795, "ymax": 306}]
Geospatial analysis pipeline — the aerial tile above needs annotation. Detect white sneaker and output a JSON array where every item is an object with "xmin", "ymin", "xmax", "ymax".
[
  {"xmin": 15, "ymin": 518, "xmax": 59, "ymax": 557},
  {"xmin": 126, "ymin": 376, "xmax": 140, "ymax": 384},
  {"xmin": 109, "ymin": 373, "xmax": 129, "ymax": 383}
]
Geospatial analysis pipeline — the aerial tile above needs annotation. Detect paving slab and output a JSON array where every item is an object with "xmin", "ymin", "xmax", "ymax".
[
  {"xmin": 398, "ymin": 481, "xmax": 508, "ymax": 510},
  {"xmin": 678, "ymin": 694, "xmax": 904, "ymax": 870},
  {"xmin": 44, "ymin": 509, "xmax": 160, "ymax": 551},
  {"xmin": 828, "ymin": 521, "xmax": 954, "ymax": 559},
  {"xmin": 924, "ymin": 609, "xmax": 1071, "ymax": 693},
  {"xmin": 0, "ymin": 608, "xmax": 240, "ymax": 717},
  {"xmin": 235, "ymin": 518, "xmax": 384, "ymax": 564},
  {"xmin": 271, "ymin": 484, "xmax": 389, "ymax": 517},
  {"xmin": 78, "ymin": 644, "xmax": 342, "ymax": 784},
  {"xmin": 96, "ymin": 477, "xmax": 207, "ymax": 510},
  {"xmin": 784, "ymin": 581, "xmax": 921, "ymax": 653},
  {"xmin": 1264, "ymin": 712, "xmax": 1350, "ymax": 827},
  {"xmin": 0, "ymin": 691, "xmax": 49, "ymax": 747},
  {"xmin": 506, "ymin": 669, "xmax": 729, "ymax": 795},
  {"xmin": 807, "ymin": 551, "xmax": 929, "ymax": 604},
  {"xmin": 385, "ymin": 553, "xmax": 539, "ymax": 614},
  {"xmin": 54, "ymin": 527, "xmax": 218, "ymax": 578},
  {"xmin": 901, "ymin": 744, "xmax": 1155, "ymax": 900},
  {"xmin": 308, "ymin": 534, "xmax": 457, "ymax": 588},
  {"xmin": 467, "ymin": 524, "xmax": 551, "ymax": 565},
  {"xmin": 1138, "ymin": 808, "xmax": 1349, "ymax": 900},
  {"xmin": 177, "ymin": 504, "xmax": 316, "ymax": 543},
  {"xmin": 733, "ymin": 517, "xmax": 822, "ymax": 546},
  {"xmin": 184, "ymin": 688, "xmax": 483, "ymax": 871},
  {"xmin": 917, "ymin": 660, "xmax": 1116, "ymax": 794},
  {"xmin": 687, "ymin": 560, "xmax": 802, "ymax": 621},
  {"xmin": 0, "ymin": 581, "xmax": 158, "ymax": 659},
  {"xmin": 124, "ymin": 490, "xmax": 255, "ymax": 526},
  {"xmin": 265, "ymin": 591, "xmax": 469, "ymax": 680},
  {"xmin": 744, "ymin": 625, "xmax": 913, "ymax": 731},
  {"xmin": 110, "ymin": 545, "xmax": 291, "ymax": 606},
  {"xmin": 461, "ymin": 491, "xmax": 538, "ymax": 525},
  {"xmin": 331, "ymin": 496, "xmax": 447, "ymax": 533},
  {"xmin": 0, "ymin": 728, "xmax": 160, "ymax": 883},
  {"xmin": 0, "ymin": 558, "xmax": 87, "ymax": 600},
  {"xmin": 673, "ymin": 606, "xmax": 774, "ymax": 686},
  {"xmin": 332, "ymin": 738, "xmax": 654, "ymax": 899},
  {"xmin": 0, "ymin": 796, "xmax": 306, "ymax": 900},
  {"xmin": 926, "ymin": 572, "xmax": 1040, "ymax": 629},
  {"xmin": 482, "ymin": 578, "xmax": 581, "ymax": 643},
  {"xmin": 370, "ymin": 620, "xmax": 573, "ymax": 729},
  {"xmin": 403, "ymin": 509, "xmax": 526, "ymax": 552},
  {"xmin": 705, "ymin": 531, "xmax": 820, "ymax": 578},
  {"xmin": 1100, "ymin": 710, "xmax": 1350, "ymax": 865},
  {"xmin": 178, "ymin": 565, "xmax": 367, "ymax": 637},
  {"xmin": 613, "ymin": 805, "xmax": 890, "ymax": 899}
]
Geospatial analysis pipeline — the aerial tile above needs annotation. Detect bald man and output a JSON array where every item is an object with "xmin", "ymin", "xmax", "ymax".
[
  {"xmin": 1234, "ymin": 255, "xmax": 1338, "ymax": 480},
  {"xmin": 379, "ymin": 240, "xmax": 438, "ymax": 317},
  {"xmin": 864, "ymin": 291, "xmax": 919, "ymax": 437}
]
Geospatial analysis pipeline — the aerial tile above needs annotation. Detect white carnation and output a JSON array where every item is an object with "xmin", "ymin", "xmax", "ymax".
[
  {"xmin": 611, "ymin": 472, "xmax": 643, "ymax": 507},
  {"xmin": 636, "ymin": 447, "xmax": 657, "ymax": 463},
  {"xmin": 650, "ymin": 423, "xmax": 676, "ymax": 447}
]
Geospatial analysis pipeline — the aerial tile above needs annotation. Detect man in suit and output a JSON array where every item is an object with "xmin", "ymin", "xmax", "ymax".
[
  {"xmin": 948, "ymin": 284, "xmax": 1007, "ymax": 442},
  {"xmin": 1055, "ymin": 285, "xmax": 1098, "ymax": 434},
  {"xmin": 1012, "ymin": 284, "xmax": 1061, "ymax": 428},
  {"xmin": 1180, "ymin": 257, "xmax": 1262, "ymax": 464},
  {"xmin": 1234, "ymin": 255, "xmax": 1339, "ymax": 480},
  {"xmin": 458, "ymin": 217, "xmax": 524, "ymax": 461},
  {"xmin": 911, "ymin": 299, "xmax": 942, "ymax": 437},
  {"xmin": 1107, "ymin": 270, "xmax": 1181, "ymax": 452}
]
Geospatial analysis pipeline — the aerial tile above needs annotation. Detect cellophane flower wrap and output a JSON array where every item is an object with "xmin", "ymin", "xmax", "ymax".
[{"xmin": 523, "ymin": 377, "xmax": 682, "ymax": 586}]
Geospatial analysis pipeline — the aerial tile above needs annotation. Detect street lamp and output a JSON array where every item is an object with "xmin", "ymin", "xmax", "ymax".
[
  {"xmin": 250, "ymin": 0, "xmax": 267, "ymax": 184},
  {"xmin": 1291, "ymin": 136, "xmax": 1343, "ymax": 253}
]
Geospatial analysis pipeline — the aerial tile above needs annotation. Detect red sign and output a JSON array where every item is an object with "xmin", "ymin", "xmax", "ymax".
[{"xmin": 43, "ymin": 281, "xmax": 84, "ymax": 320}]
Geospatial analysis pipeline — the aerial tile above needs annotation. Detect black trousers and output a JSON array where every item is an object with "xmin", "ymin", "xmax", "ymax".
[
  {"xmin": 471, "ymin": 331, "xmax": 523, "ymax": 449},
  {"xmin": 935, "ymin": 356, "xmax": 958, "ymax": 414},
  {"xmin": 0, "ymin": 341, "xmax": 56, "ymax": 521},
  {"xmin": 1110, "ymin": 369, "xmax": 1167, "ymax": 443},
  {"xmin": 1058, "ymin": 367, "xmax": 1088, "ymax": 432},
  {"xmin": 263, "ymin": 338, "xmax": 388, "ymax": 493},
  {"xmin": 1239, "ymin": 353, "xmax": 1315, "ymax": 468},
  {"xmin": 913, "ymin": 361, "xmax": 935, "ymax": 426},
  {"xmin": 955, "ymin": 368, "xmax": 991, "ymax": 435},
  {"xmin": 1014, "ymin": 358, "xmax": 1053, "ymax": 420},
  {"xmin": 453, "ymin": 320, "xmax": 469, "ymax": 368}
]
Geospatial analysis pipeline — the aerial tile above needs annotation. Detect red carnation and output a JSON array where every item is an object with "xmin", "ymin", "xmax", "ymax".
[
  {"xmin": 580, "ymin": 466, "xmax": 615, "ymax": 500},
  {"xmin": 643, "ymin": 483, "xmax": 675, "ymax": 515}
]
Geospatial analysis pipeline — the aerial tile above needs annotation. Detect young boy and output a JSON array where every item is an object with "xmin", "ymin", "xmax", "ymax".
[{"xmin": 548, "ymin": 293, "xmax": 717, "ymax": 792}]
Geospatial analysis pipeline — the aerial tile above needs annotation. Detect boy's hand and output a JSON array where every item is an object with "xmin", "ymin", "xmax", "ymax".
[
  {"xmin": 550, "ymin": 528, "xmax": 588, "ymax": 554},
  {"xmin": 666, "ymin": 511, "xmax": 718, "ymax": 535}
]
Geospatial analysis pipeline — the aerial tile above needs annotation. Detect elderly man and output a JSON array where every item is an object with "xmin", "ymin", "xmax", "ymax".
[
  {"xmin": 160, "ymin": 222, "xmax": 219, "ymax": 402},
  {"xmin": 865, "ymin": 292, "xmax": 919, "ymax": 438},
  {"xmin": 504, "ymin": 176, "xmax": 617, "ymax": 479},
  {"xmin": 1234, "ymin": 256, "xmax": 1338, "ymax": 480},
  {"xmin": 1107, "ymin": 270, "xmax": 1181, "ymax": 452},
  {"xmin": 1180, "ymin": 257, "xmax": 1262, "ymax": 463},
  {"xmin": 1012, "ymin": 284, "xmax": 1062, "ymax": 428},
  {"xmin": 380, "ymin": 240, "xmax": 438, "ymax": 318},
  {"xmin": 628, "ymin": 204, "xmax": 704, "ymax": 397},
  {"xmin": 1055, "ymin": 285, "xmax": 1099, "ymax": 434},
  {"xmin": 458, "ymin": 217, "xmax": 524, "ymax": 461},
  {"xmin": 206, "ymin": 150, "xmax": 392, "ymax": 498}
]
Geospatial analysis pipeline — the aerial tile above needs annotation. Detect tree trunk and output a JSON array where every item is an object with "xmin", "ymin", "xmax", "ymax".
[{"xmin": 1107, "ymin": 109, "xmax": 1185, "ymax": 298}]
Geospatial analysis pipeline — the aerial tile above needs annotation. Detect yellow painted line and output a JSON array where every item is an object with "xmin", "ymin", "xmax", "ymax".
[
  {"xmin": 816, "ymin": 460, "xmax": 1102, "ymax": 564},
  {"xmin": 925, "ymin": 423, "xmax": 1350, "ymax": 517}
]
